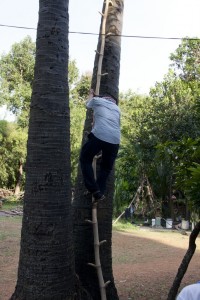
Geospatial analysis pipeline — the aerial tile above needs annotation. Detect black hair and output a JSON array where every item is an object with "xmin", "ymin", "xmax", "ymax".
[{"xmin": 94, "ymin": 93, "xmax": 118, "ymax": 102}]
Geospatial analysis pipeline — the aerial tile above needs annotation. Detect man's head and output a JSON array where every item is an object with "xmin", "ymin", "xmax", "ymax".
[
  {"xmin": 95, "ymin": 92, "xmax": 118, "ymax": 104},
  {"xmin": 104, "ymin": 93, "xmax": 117, "ymax": 103}
]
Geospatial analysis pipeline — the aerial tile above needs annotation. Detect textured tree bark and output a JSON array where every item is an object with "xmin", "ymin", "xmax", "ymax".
[
  {"xmin": 73, "ymin": 1, "xmax": 124, "ymax": 299},
  {"xmin": 10, "ymin": 1, "xmax": 75, "ymax": 299},
  {"xmin": 167, "ymin": 221, "xmax": 200, "ymax": 300}
]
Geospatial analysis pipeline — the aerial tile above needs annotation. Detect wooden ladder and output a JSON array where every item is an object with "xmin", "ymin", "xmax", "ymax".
[{"xmin": 85, "ymin": 1, "xmax": 113, "ymax": 299}]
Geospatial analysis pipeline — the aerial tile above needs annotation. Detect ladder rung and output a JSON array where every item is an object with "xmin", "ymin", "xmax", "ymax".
[
  {"xmin": 104, "ymin": 280, "xmax": 111, "ymax": 287},
  {"xmin": 85, "ymin": 219, "xmax": 95, "ymax": 224},
  {"xmin": 99, "ymin": 240, "xmax": 107, "ymax": 245},
  {"xmin": 88, "ymin": 263, "xmax": 101, "ymax": 268}
]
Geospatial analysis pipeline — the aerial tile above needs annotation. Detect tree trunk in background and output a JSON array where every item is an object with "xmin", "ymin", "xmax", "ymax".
[
  {"xmin": 73, "ymin": 1, "xmax": 124, "ymax": 299},
  {"xmin": 169, "ymin": 179, "xmax": 174, "ymax": 220},
  {"xmin": 14, "ymin": 160, "xmax": 23, "ymax": 196},
  {"xmin": 167, "ymin": 221, "xmax": 200, "ymax": 300},
  {"xmin": 11, "ymin": 1, "xmax": 75, "ymax": 299}
]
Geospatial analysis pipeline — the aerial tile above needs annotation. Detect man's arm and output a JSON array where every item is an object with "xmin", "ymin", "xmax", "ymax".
[{"xmin": 86, "ymin": 89, "xmax": 95, "ymax": 108}]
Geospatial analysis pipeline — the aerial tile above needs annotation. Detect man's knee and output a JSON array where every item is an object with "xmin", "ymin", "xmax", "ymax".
[
  {"xmin": 101, "ymin": 157, "xmax": 116, "ymax": 171},
  {"xmin": 80, "ymin": 151, "xmax": 94, "ymax": 166}
]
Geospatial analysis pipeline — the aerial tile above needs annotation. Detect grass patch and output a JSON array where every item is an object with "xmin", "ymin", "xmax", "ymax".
[
  {"xmin": 0, "ymin": 217, "xmax": 22, "ymax": 244},
  {"xmin": 112, "ymin": 219, "xmax": 139, "ymax": 232},
  {"xmin": 0, "ymin": 232, "xmax": 7, "ymax": 241},
  {"xmin": 1, "ymin": 201, "xmax": 23, "ymax": 211},
  {"xmin": 0, "ymin": 216, "xmax": 22, "ymax": 223},
  {"xmin": 1, "ymin": 192, "xmax": 23, "ymax": 210}
]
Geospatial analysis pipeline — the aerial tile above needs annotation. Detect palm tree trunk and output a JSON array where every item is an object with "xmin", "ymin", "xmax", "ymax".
[
  {"xmin": 73, "ymin": 1, "xmax": 124, "ymax": 299},
  {"xmin": 10, "ymin": 1, "xmax": 75, "ymax": 299}
]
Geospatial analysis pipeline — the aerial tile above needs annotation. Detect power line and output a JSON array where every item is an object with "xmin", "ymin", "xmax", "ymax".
[
  {"xmin": 0, "ymin": 23, "xmax": 200, "ymax": 41},
  {"xmin": 0, "ymin": 24, "xmax": 36, "ymax": 30},
  {"xmin": 70, "ymin": 31, "xmax": 200, "ymax": 41}
]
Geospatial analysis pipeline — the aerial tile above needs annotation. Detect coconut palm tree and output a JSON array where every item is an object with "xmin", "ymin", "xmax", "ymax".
[
  {"xmin": 73, "ymin": 1, "xmax": 124, "ymax": 299},
  {"xmin": 10, "ymin": 1, "xmax": 75, "ymax": 299}
]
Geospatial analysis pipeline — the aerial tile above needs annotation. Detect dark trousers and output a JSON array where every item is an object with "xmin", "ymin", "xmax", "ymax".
[{"xmin": 80, "ymin": 133, "xmax": 119, "ymax": 194}]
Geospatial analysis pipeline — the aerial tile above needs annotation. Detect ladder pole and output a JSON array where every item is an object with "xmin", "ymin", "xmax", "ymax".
[
  {"xmin": 95, "ymin": 0, "xmax": 110, "ymax": 96},
  {"xmin": 92, "ymin": 1, "xmax": 111, "ymax": 299}
]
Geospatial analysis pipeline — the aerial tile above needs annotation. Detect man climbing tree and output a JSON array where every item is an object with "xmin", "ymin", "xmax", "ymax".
[
  {"xmin": 73, "ymin": 1, "xmax": 124, "ymax": 299},
  {"xmin": 80, "ymin": 88, "xmax": 121, "ymax": 202},
  {"xmin": 10, "ymin": 1, "xmax": 75, "ymax": 299}
]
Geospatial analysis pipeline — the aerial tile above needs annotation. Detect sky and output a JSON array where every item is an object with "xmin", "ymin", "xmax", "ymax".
[{"xmin": 0, "ymin": 0, "xmax": 200, "ymax": 119}]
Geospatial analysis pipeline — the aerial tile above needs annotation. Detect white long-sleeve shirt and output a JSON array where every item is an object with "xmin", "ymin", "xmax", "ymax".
[
  {"xmin": 176, "ymin": 284, "xmax": 200, "ymax": 300},
  {"xmin": 86, "ymin": 96, "xmax": 121, "ymax": 144}
]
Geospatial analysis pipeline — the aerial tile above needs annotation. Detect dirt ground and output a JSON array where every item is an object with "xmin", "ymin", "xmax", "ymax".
[
  {"xmin": 112, "ymin": 228, "xmax": 200, "ymax": 299},
  {"xmin": 0, "ymin": 217, "xmax": 200, "ymax": 300}
]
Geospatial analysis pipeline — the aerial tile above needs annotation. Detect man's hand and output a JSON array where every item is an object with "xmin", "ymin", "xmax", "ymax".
[
  {"xmin": 88, "ymin": 89, "xmax": 94, "ymax": 100},
  {"xmin": 86, "ymin": 89, "xmax": 95, "ymax": 107}
]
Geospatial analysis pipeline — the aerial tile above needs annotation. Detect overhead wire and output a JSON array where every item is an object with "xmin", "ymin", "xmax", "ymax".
[{"xmin": 0, "ymin": 23, "xmax": 200, "ymax": 41}]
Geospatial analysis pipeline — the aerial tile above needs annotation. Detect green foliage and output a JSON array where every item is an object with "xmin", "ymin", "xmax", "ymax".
[
  {"xmin": 116, "ymin": 39, "xmax": 200, "ymax": 214},
  {"xmin": 0, "ymin": 36, "xmax": 82, "ymax": 128},
  {"xmin": 149, "ymin": 71, "xmax": 199, "ymax": 142},
  {"xmin": 170, "ymin": 38, "xmax": 200, "ymax": 116},
  {"xmin": 72, "ymin": 73, "xmax": 91, "ymax": 100},
  {"xmin": 69, "ymin": 72, "xmax": 91, "ymax": 183},
  {"xmin": 70, "ymin": 99, "xmax": 86, "ymax": 183},
  {"xmin": 115, "ymin": 92, "xmax": 148, "ymax": 211},
  {"xmin": 185, "ymin": 163, "xmax": 200, "ymax": 212},
  {"xmin": 69, "ymin": 73, "xmax": 91, "ymax": 184},
  {"xmin": 0, "ymin": 120, "xmax": 27, "ymax": 189},
  {"xmin": 158, "ymin": 138, "xmax": 200, "ymax": 213},
  {"xmin": 112, "ymin": 219, "xmax": 138, "ymax": 232},
  {"xmin": 0, "ymin": 36, "xmax": 90, "ymax": 187},
  {"xmin": 170, "ymin": 38, "xmax": 200, "ymax": 82},
  {"xmin": 117, "ymin": 77, "xmax": 198, "ymax": 203},
  {"xmin": 3, "ymin": 198, "xmax": 23, "ymax": 210},
  {"xmin": 0, "ymin": 36, "xmax": 35, "ymax": 127},
  {"xmin": 2, "ymin": 36, "xmax": 200, "ymax": 217},
  {"xmin": 68, "ymin": 59, "xmax": 79, "ymax": 90}
]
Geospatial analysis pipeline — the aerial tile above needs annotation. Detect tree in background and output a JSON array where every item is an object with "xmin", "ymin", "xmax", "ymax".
[
  {"xmin": 170, "ymin": 38, "xmax": 200, "ymax": 83},
  {"xmin": 114, "ymin": 92, "xmax": 150, "ymax": 214},
  {"xmin": 70, "ymin": 73, "xmax": 91, "ymax": 183},
  {"xmin": 1, "ymin": 35, "xmax": 200, "ymax": 223},
  {"xmin": 0, "ymin": 120, "xmax": 26, "ymax": 191},
  {"xmin": 0, "ymin": 36, "xmax": 81, "ymax": 128},
  {"xmin": 116, "ymin": 39, "xmax": 200, "ymax": 219},
  {"xmin": 0, "ymin": 36, "xmax": 90, "ymax": 188},
  {"xmin": 152, "ymin": 39, "xmax": 200, "ymax": 217},
  {"xmin": 0, "ymin": 36, "xmax": 35, "ymax": 128},
  {"xmin": 11, "ymin": 0, "xmax": 75, "ymax": 299},
  {"xmin": 156, "ymin": 138, "xmax": 200, "ymax": 217}
]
